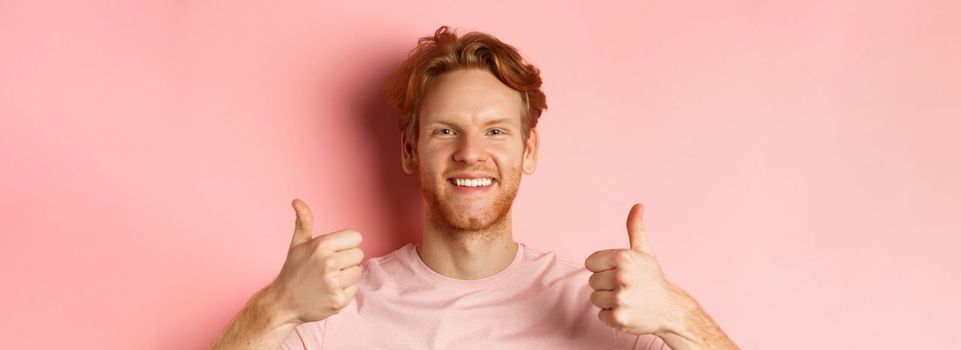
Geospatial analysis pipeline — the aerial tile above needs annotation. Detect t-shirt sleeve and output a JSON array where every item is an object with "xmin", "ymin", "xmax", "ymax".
[
  {"xmin": 277, "ymin": 320, "xmax": 326, "ymax": 350},
  {"xmin": 614, "ymin": 331, "xmax": 672, "ymax": 350},
  {"xmin": 638, "ymin": 334, "xmax": 671, "ymax": 350},
  {"xmin": 278, "ymin": 328, "xmax": 306, "ymax": 350}
]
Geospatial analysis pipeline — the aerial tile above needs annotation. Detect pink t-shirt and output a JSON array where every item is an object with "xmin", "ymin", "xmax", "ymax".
[{"xmin": 279, "ymin": 242, "xmax": 670, "ymax": 350}]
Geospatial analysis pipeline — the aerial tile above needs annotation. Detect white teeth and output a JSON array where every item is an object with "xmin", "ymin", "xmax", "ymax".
[{"xmin": 453, "ymin": 178, "xmax": 493, "ymax": 187}]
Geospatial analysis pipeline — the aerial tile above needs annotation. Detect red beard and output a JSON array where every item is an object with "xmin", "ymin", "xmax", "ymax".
[{"xmin": 420, "ymin": 169, "xmax": 521, "ymax": 234}]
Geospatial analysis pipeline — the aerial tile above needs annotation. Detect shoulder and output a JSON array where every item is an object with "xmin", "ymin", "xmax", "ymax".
[
  {"xmin": 523, "ymin": 243, "xmax": 586, "ymax": 271},
  {"xmin": 355, "ymin": 243, "xmax": 419, "ymax": 289},
  {"xmin": 520, "ymin": 243, "xmax": 593, "ymax": 288},
  {"xmin": 357, "ymin": 243, "xmax": 415, "ymax": 274}
]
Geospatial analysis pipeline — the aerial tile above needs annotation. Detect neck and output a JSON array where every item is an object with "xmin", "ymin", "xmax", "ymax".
[{"xmin": 416, "ymin": 209, "xmax": 519, "ymax": 280}]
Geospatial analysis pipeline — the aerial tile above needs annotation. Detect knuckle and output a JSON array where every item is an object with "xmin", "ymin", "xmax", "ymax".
[
  {"xmin": 614, "ymin": 250, "xmax": 633, "ymax": 266},
  {"xmin": 337, "ymin": 290, "xmax": 353, "ymax": 308},
  {"xmin": 329, "ymin": 290, "xmax": 346, "ymax": 307},
  {"xmin": 612, "ymin": 308, "xmax": 630, "ymax": 325},
  {"xmin": 323, "ymin": 258, "xmax": 339, "ymax": 271},
  {"xmin": 325, "ymin": 275, "xmax": 340, "ymax": 289},
  {"xmin": 312, "ymin": 241, "xmax": 334, "ymax": 257},
  {"xmin": 614, "ymin": 291, "xmax": 629, "ymax": 307},
  {"xmin": 615, "ymin": 270, "xmax": 632, "ymax": 287}
]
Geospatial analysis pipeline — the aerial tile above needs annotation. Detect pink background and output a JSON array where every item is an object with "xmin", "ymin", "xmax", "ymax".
[{"xmin": 2, "ymin": 1, "xmax": 959, "ymax": 349}]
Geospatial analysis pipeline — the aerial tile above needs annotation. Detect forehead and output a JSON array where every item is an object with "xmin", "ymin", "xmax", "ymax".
[{"xmin": 419, "ymin": 68, "xmax": 524, "ymax": 124}]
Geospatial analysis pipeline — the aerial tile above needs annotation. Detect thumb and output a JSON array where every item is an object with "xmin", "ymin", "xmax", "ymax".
[
  {"xmin": 626, "ymin": 203, "xmax": 654, "ymax": 255},
  {"xmin": 290, "ymin": 198, "xmax": 314, "ymax": 249}
]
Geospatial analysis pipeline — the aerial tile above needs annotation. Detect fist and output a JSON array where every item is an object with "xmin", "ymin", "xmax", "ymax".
[
  {"xmin": 269, "ymin": 198, "xmax": 365, "ymax": 324},
  {"xmin": 585, "ymin": 203, "xmax": 684, "ymax": 336}
]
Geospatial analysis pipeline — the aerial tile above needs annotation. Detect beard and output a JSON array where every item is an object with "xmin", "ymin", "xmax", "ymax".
[{"xmin": 420, "ymin": 168, "xmax": 521, "ymax": 235}]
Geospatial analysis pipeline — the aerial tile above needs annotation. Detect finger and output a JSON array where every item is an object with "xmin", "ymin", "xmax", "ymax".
[
  {"xmin": 598, "ymin": 309, "xmax": 619, "ymax": 329},
  {"xmin": 584, "ymin": 249, "xmax": 619, "ymax": 272},
  {"xmin": 327, "ymin": 248, "xmax": 365, "ymax": 270},
  {"xmin": 343, "ymin": 284, "xmax": 358, "ymax": 301},
  {"xmin": 331, "ymin": 284, "xmax": 359, "ymax": 310},
  {"xmin": 335, "ymin": 265, "xmax": 363, "ymax": 288},
  {"xmin": 627, "ymin": 203, "xmax": 654, "ymax": 255},
  {"xmin": 590, "ymin": 290, "xmax": 617, "ymax": 309},
  {"xmin": 290, "ymin": 198, "xmax": 314, "ymax": 249},
  {"xmin": 588, "ymin": 270, "xmax": 618, "ymax": 291},
  {"xmin": 314, "ymin": 229, "xmax": 364, "ymax": 252}
]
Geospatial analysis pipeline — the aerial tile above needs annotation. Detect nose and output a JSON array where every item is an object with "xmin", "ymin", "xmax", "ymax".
[{"xmin": 452, "ymin": 133, "xmax": 486, "ymax": 164}]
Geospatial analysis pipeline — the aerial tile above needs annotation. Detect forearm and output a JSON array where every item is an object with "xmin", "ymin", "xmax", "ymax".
[
  {"xmin": 210, "ymin": 285, "xmax": 300, "ymax": 350},
  {"xmin": 654, "ymin": 286, "xmax": 739, "ymax": 350}
]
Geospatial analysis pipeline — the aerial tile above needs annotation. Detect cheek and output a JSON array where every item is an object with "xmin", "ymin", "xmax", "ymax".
[
  {"xmin": 417, "ymin": 147, "xmax": 450, "ymax": 175},
  {"xmin": 491, "ymin": 145, "xmax": 526, "ymax": 168}
]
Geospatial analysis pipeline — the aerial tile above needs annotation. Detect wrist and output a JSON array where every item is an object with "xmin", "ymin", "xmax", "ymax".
[
  {"xmin": 654, "ymin": 284, "xmax": 701, "ymax": 344},
  {"xmin": 653, "ymin": 283, "xmax": 740, "ymax": 350},
  {"xmin": 256, "ymin": 283, "xmax": 301, "ymax": 329}
]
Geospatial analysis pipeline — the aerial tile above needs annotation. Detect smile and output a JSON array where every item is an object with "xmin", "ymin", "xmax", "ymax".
[{"xmin": 449, "ymin": 178, "xmax": 494, "ymax": 187}]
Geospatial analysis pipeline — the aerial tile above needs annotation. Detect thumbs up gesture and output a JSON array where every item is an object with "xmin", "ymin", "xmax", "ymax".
[
  {"xmin": 584, "ymin": 203, "xmax": 687, "ymax": 336},
  {"xmin": 267, "ymin": 199, "xmax": 365, "ymax": 324}
]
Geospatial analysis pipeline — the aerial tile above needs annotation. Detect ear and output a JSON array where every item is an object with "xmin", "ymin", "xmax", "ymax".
[
  {"xmin": 400, "ymin": 132, "xmax": 417, "ymax": 174},
  {"xmin": 522, "ymin": 128, "xmax": 539, "ymax": 175}
]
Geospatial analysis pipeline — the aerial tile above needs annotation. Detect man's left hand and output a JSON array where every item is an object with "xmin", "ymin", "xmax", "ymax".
[{"xmin": 584, "ymin": 203, "xmax": 689, "ymax": 336}]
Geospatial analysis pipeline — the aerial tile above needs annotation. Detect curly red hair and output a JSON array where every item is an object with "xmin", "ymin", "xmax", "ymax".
[{"xmin": 385, "ymin": 25, "xmax": 548, "ymax": 145}]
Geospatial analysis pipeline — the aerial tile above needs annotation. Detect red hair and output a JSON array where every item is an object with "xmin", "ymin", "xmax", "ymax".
[{"xmin": 385, "ymin": 26, "xmax": 547, "ymax": 144}]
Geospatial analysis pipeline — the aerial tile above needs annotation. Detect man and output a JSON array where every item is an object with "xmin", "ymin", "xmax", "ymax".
[{"xmin": 211, "ymin": 26, "xmax": 738, "ymax": 350}]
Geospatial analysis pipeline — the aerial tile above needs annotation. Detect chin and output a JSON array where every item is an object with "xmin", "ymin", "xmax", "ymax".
[
  {"xmin": 449, "ymin": 212, "xmax": 500, "ymax": 231},
  {"xmin": 421, "ymin": 172, "xmax": 522, "ymax": 233},
  {"xmin": 435, "ymin": 202, "xmax": 501, "ymax": 231}
]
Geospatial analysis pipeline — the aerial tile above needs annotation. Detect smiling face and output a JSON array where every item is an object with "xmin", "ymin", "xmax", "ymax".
[{"xmin": 401, "ymin": 68, "xmax": 539, "ymax": 233}]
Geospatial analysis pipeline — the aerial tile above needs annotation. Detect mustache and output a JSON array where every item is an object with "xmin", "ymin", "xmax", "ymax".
[{"xmin": 443, "ymin": 168, "xmax": 499, "ymax": 179}]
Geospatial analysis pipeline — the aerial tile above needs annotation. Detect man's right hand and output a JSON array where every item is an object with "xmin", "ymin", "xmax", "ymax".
[
  {"xmin": 210, "ymin": 199, "xmax": 363, "ymax": 349},
  {"xmin": 267, "ymin": 198, "xmax": 365, "ymax": 324}
]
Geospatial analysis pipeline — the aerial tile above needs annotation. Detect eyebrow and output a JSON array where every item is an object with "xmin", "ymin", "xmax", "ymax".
[
  {"xmin": 425, "ymin": 117, "xmax": 517, "ymax": 127},
  {"xmin": 483, "ymin": 118, "xmax": 516, "ymax": 127}
]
